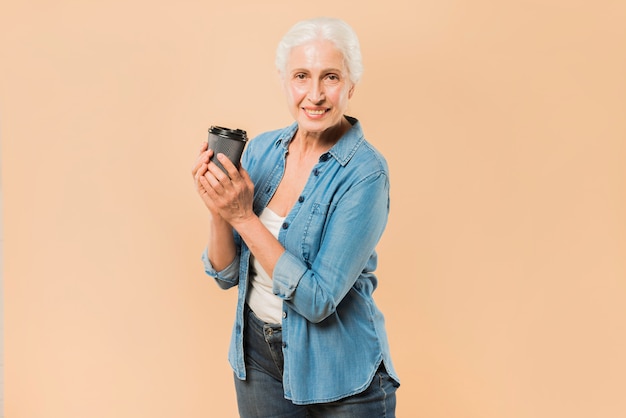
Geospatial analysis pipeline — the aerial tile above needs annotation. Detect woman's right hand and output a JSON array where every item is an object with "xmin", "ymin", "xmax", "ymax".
[{"xmin": 192, "ymin": 141, "xmax": 238, "ymax": 271}]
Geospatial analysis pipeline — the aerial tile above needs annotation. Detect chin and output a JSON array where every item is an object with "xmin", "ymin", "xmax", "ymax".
[
  {"xmin": 298, "ymin": 115, "xmax": 341, "ymax": 132},
  {"xmin": 298, "ymin": 120, "xmax": 331, "ymax": 133}
]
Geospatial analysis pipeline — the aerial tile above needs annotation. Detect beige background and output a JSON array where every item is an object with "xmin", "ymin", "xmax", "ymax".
[{"xmin": 2, "ymin": 0, "xmax": 625, "ymax": 417}]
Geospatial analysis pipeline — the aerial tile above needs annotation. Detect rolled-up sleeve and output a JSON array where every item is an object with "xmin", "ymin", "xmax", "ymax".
[
  {"xmin": 273, "ymin": 251, "xmax": 309, "ymax": 299},
  {"xmin": 201, "ymin": 248, "xmax": 240, "ymax": 289}
]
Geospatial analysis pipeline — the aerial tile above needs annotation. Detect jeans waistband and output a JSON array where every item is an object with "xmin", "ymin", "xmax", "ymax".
[{"xmin": 245, "ymin": 304, "xmax": 282, "ymax": 333}]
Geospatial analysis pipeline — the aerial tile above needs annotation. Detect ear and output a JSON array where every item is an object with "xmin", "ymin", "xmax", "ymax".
[{"xmin": 348, "ymin": 83, "xmax": 356, "ymax": 99}]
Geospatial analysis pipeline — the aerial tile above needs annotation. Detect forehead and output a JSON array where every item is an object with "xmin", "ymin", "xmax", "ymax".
[{"xmin": 287, "ymin": 39, "xmax": 346, "ymax": 72}]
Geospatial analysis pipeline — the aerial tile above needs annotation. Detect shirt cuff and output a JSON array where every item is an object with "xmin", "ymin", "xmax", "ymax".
[
  {"xmin": 201, "ymin": 247, "xmax": 239, "ymax": 284},
  {"xmin": 272, "ymin": 251, "xmax": 308, "ymax": 300}
]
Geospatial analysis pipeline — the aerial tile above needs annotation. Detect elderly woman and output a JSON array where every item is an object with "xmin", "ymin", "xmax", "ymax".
[{"xmin": 192, "ymin": 17, "xmax": 399, "ymax": 417}]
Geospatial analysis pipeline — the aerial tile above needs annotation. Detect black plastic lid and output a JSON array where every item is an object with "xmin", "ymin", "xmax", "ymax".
[{"xmin": 209, "ymin": 125, "xmax": 247, "ymax": 142}]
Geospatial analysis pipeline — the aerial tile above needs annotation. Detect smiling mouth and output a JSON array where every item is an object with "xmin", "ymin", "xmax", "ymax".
[{"xmin": 304, "ymin": 108, "xmax": 328, "ymax": 116}]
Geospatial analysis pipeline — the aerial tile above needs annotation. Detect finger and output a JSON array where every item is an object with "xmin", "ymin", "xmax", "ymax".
[
  {"xmin": 191, "ymin": 148, "xmax": 212, "ymax": 177},
  {"xmin": 204, "ymin": 164, "xmax": 228, "ymax": 193},
  {"xmin": 191, "ymin": 157, "xmax": 209, "ymax": 178},
  {"xmin": 199, "ymin": 175, "xmax": 225, "ymax": 211},
  {"xmin": 216, "ymin": 153, "xmax": 241, "ymax": 181},
  {"xmin": 196, "ymin": 143, "xmax": 211, "ymax": 166},
  {"xmin": 239, "ymin": 166, "xmax": 251, "ymax": 182},
  {"xmin": 194, "ymin": 163, "xmax": 209, "ymax": 184},
  {"xmin": 207, "ymin": 158, "xmax": 231, "ymax": 184},
  {"xmin": 198, "ymin": 176, "xmax": 220, "ymax": 212}
]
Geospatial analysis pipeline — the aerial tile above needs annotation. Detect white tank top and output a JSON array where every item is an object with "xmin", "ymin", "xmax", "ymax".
[{"xmin": 246, "ymin": 207, "xmax": 286, "ymax": 324}]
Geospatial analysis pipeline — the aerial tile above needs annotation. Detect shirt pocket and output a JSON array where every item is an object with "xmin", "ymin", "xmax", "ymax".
[{"xmin": 301, "ymin": 202, "xmax": 337, "ymax": 264}]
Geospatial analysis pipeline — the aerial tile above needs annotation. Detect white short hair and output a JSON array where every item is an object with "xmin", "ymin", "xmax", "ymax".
[{"xmin": 275, "ymin": 17, "xmax": 363, "ymax": 84}]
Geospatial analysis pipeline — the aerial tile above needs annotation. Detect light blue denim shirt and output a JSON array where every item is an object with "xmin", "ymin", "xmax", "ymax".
[{"xmin": 202, "ymin": 116, "xmax": 399, "ymax": 404}]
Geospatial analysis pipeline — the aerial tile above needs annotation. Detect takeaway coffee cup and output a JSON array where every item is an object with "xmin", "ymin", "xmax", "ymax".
[{"xmin": 207, "ymin": 125, "xmax": 248, "ymax": 174}]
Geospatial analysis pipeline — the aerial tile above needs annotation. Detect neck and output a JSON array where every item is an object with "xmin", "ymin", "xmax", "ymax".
[{"xmin": 293, "ymin": 117, "xmax": 350, "ymax": 155}]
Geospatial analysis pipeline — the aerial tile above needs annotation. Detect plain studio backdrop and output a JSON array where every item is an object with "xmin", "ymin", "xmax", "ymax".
[{"xmin": 1, "ymin": 1, "xmax": 625, "ymax": 417}]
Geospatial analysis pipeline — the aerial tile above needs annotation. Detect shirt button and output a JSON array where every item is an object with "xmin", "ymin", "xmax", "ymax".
[
  {"xmin": 319, "ymin": 153, "xmax": 329, "ymax": 162},
  {"xmin": 282, "ymin": 311, "xmax": 287, "ymax": 319},
  {"xmin": 282, "ymin": 222, "xmax": 289, "ymax": 229},
  {"xmin": 282, "ymin": 342, "xmax": 287, "ymax": 348},
  {"xmin": 313, "ymin": 168, "xmax": 319, "ymax": 176},
  {"xmin": 298, "ymin": 196, "xmax": 305, "ymax": 203}
]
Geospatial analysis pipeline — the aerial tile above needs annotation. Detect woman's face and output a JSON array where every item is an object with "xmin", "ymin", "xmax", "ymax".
[{"xmin": 283, "ymin": 39, "xmax": 355, "ymax": 138}]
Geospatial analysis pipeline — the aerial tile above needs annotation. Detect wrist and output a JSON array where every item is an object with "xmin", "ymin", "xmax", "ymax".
[
  {"xmin": 229, "ymin": 212, "xmax": 257, "ymax": 230},
  {"xmin": 209, "ymin": 213, "xmax": 230, "ymax": 228}
]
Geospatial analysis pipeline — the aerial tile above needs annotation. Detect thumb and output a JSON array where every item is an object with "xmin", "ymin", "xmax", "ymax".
[{"xmin": 239, "ymin": 167, "xmax": 254, "ymax": 186}]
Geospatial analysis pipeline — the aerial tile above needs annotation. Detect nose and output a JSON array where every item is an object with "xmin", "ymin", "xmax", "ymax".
[{"xmin": 307, "ymin": 79, "xmax": 325, "ymax": 104}]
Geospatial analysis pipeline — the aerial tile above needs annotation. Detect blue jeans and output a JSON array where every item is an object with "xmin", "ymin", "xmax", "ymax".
[{"xmin": 234, "ymin": 305, "xmax": 398, "ymax": 417}]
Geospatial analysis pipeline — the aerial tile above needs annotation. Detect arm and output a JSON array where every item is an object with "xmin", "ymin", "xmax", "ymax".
[
  {"xmin": 273, "ymin": 171, "xmax": 390, "ymax": 323},
  {"xmin": 192, "ymin": 142, "xmax": 239, "ymax": 286},
  {"xmin": 200, "ymin": 152, "xmax": 286, "ymax": 275}
]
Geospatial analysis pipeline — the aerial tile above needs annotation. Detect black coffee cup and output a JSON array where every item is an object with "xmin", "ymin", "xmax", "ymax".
[{"xmin": 207, "ymin": 126, "xmax": 248, "ymax": 174}]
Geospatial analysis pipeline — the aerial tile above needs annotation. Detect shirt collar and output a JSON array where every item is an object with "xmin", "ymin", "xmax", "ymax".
[{"xmin": 273, "ymin": 116, "xmax": 364, "ymax": 167}]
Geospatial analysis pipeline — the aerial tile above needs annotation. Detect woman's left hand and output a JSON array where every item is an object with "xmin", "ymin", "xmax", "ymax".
[{"xmin": 198, "ymin": 153, "xmax": 255, "ymax": 226}]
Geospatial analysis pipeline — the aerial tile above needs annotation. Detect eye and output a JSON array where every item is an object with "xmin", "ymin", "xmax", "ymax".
[
  {"xmin": 294, "ymin": 73, "xmax": 307, "ymax": 80},
  {"xmin": 324, "ymin": 73, "xmax": 340, "ymax": 84}
]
